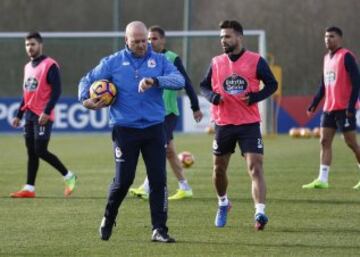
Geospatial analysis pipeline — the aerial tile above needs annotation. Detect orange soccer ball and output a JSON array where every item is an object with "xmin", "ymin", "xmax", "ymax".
[
  {"xmin": 89, "ymin": 79, "xmax": 117, "ymax": 106},
  {"xmin": 178, "ymin": 151, "xmax": 195, "ymax": 169}
]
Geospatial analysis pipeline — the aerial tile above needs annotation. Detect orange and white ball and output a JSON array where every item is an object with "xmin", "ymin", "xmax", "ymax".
[
  {"xmin": 89, "ymin": 79, "xmax": 117, "ymax": 106},
  {"xmin": 178, "ymin": 151, "xmax": 195, "ymax": 168}
]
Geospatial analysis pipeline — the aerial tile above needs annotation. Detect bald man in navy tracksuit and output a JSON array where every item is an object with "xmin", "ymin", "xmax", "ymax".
[{"xmin": 79, "ymin": 21, "xmax": 184, "ymax": 243}]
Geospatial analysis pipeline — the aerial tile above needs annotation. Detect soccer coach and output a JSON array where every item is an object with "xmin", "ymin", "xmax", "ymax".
[{"xmin": 78, "ymin": 21, "xmax": 184, "ymax": 242}]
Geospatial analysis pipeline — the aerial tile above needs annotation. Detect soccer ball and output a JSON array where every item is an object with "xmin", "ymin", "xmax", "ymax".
[
  {"xmin": 178, "ymin": 151, "xmax": 195, "ymax": 169},
  {"xmin": 289, "ymin": 127, "xmax": 301, "ymax": 138},
  {"xmin": 299, "ymin": 127, "xmax": 312, "ymax": 138},
  {"xmin": 204, "ymin": 125, "xmax": 215, "ymax": 134},
  {"xmin": 312, "ymin": 127, "xmax": 320, "ymax": 138},
  {"xmin": 89, "ymin": 80, "xmax": 117, "ymax": 106}
]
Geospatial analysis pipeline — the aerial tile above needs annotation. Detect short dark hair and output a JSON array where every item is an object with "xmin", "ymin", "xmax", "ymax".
[
  {"xmin": 219, "ymin": 20, "xmax": 243, "ymax": 35},
  {"xmin": 149, "ymin": 25, "xmax": 165, "ymax": 38},
  {"xmin": 325, "ymin": 26, "xmax": 343, "ymax": 37},
  {"xmin": 25, "ymin": 31, "xmax": 43, "ymax": 43}
]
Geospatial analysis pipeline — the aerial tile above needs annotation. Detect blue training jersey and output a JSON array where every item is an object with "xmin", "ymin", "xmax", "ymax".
[{"xmin": 78, "ymin": 45, "xmax": 184, "ymax": 128}]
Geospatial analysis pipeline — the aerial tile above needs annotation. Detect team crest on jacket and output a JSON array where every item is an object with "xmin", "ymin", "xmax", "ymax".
[
  {"xmin": 147, "ymin": 59, "xmax": 156, "ymax": 68},
  {"xmin": 24, "ymin": 77, "xmax": 38, "ymax": 91},
  {"xmin": 223, "ymin": 73, "xmax": 248, "ymax": 95}
]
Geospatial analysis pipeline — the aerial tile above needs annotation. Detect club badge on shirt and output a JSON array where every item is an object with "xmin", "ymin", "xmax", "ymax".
[
  {"xmin": 324, "ymin": 71, "xmax": 336, "ymax": 85},
  {"xmin": 24, "ymin": 77, "xmax": 39, "ymax": 91},
  {"xmin": 148, "ymin": 59, "xmax": 156, "ymax": 68}
]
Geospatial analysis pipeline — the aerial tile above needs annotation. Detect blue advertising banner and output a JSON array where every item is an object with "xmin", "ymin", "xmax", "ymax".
[
  {"xmin": 0, "ymin": 97, "xmax": 184, "ymax": 133},
  {"xmin": 0, "ymin": 97, "xmax": 111, "ymax": 132},
  {"xmin": 5, "ymin": 96, "xmax": 355, "ymax": 134}
]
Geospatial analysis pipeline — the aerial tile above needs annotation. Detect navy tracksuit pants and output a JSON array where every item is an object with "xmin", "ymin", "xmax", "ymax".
[{"xmin": 103, "ymin": 123, "xmax": 168, "ymax": 231}]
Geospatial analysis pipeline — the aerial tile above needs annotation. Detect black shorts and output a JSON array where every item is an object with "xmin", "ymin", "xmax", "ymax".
[
  {"xmin": 320, "ymin": 110, "xmax": 356, "ymax": 132},
  {"xmin": 24, "ymin": 119, "xmax": 53, "ymax": 140},
  {"xmin": 164, "ymin": 113, "xmax": 178, "ymax": 144},
  {"xmin": 213, "ymin": 123, "xmax": 263, "ymax": 156}
]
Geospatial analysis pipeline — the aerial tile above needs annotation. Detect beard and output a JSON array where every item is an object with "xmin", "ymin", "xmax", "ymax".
[
  {"xmin": 223, "ymin": 44, "xmax": 236, "ymax": 54},
  {"xmin": 27, "ymin": 49, "xmax": 41, "ymax": 59}
]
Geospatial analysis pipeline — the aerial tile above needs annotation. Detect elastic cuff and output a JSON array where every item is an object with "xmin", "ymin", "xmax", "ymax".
[
  {"xmin": 191, "ymin": 106, "xmax": 200, "ymax": 112},
  {"xmin": 211, "ymin": 94, "xmax": 220, "ymax": 105},
  {"xmin": 44, "ymin": 109, "xmax": 52, "ymax": 115},
  {"xmin": 151, "ymin": 77, "xmax": 159, "ymax": 87},
  {"xmin": 247, "ymin": 93, "xmax": 256, "ymax": 105},
  {"xmin": 16, "ymin": 111, "xmax": 24, "ymax": 119}
]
